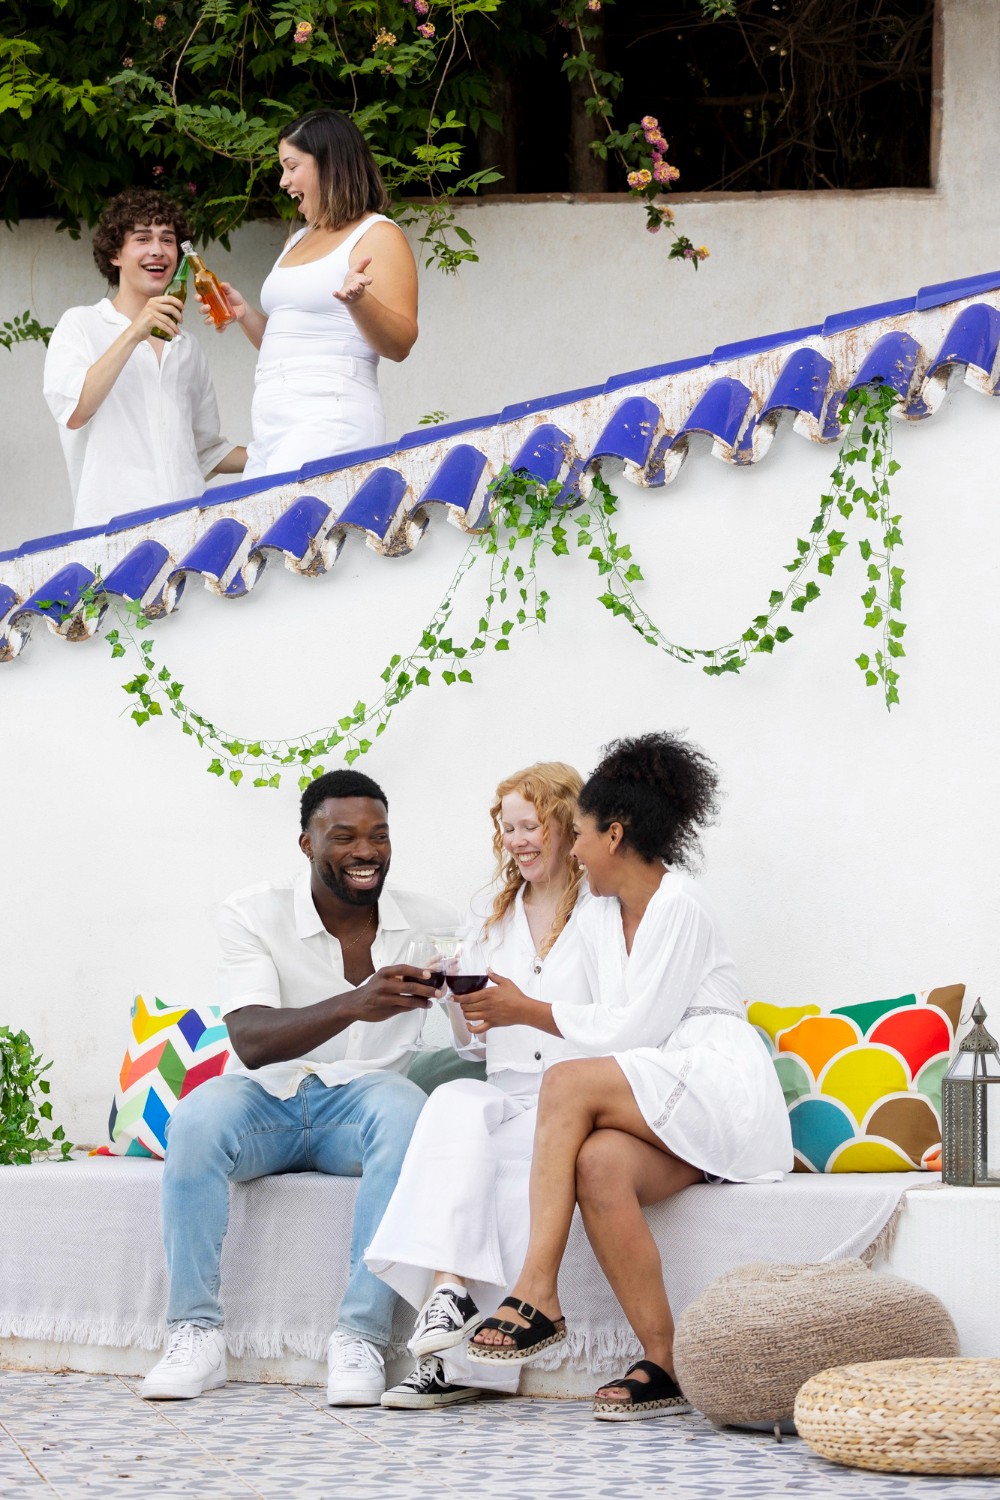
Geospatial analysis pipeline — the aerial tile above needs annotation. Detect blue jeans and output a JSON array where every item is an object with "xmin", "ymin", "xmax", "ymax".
[{"xmin": 161, "ymin": 1071, "xmax": 425, "ymax": 1347}]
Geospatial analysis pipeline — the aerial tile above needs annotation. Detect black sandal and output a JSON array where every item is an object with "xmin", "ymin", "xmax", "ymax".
[
  {"xmin": 466, "ymin": 1297, "xmax": 567, "ymax": 1364},
  {"xmin": 592, "ymin": 1360, "xmax": 692, "ymax": 1421}
]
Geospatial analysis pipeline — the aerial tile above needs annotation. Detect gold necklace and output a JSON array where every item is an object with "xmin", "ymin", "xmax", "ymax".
[{"xmin": 338, "ymin": 908, "xmax": 376, "ymax": 954}]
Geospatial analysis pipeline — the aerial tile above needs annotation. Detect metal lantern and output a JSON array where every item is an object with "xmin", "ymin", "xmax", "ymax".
[{"xmin": 942, "ymin": 1000, "xmax": 1000, "ymax": 1185}]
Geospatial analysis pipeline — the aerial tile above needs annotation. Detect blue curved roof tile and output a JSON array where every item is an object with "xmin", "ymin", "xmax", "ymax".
[{"xmin": 4, "ymin": 268, "xmax": 1000, "ymax": 662}]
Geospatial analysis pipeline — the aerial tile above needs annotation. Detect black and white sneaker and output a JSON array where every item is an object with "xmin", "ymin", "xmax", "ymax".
[
  {"xmin": 408, "ymin": 1283, "xmax": 483, "ymax": 1357},
  {"xmin": 381, "ymin": 1356, "xmax": 483, "ymax": 1409}
]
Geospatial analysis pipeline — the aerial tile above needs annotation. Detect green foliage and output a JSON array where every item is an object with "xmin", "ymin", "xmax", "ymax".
[
  {"xmin": 75, "ymin": 382, "xmax": 905, "ymax": 791},
  {"xmin": 0, "ymin": 1025, "xmax": 73, "ymax": 1164},
  {"xmin": 0, "ymin": 1, "xmax": 722, "ymax": 266},
  {"xmin": 0, "ymin": 309, "xmax": 52, "ymax": 350}
]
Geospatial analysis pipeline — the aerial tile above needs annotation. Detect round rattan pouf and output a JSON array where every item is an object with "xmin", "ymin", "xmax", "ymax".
[
  {"xmin": 795, "ymin": 1358, "xmax": 1000, "ymax": 1475},
  {"xmin": 672, "ymin": 1260, "xmax": 959, "ymax": 1428}
]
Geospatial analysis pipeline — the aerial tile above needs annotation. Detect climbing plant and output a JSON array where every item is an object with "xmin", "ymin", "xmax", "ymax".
[
  {"xmin": 0, "ymin": 1026, "xmax": 73, "ymax": 1164},
  {"xmin": 62, "ymin": 378, "xmax": 903, "ymax": 790}
]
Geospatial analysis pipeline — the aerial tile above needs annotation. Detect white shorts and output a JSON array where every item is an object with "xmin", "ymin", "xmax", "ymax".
[{"xmin": 244, "ymin": 354, "xmax": 385, "ymax": 479}]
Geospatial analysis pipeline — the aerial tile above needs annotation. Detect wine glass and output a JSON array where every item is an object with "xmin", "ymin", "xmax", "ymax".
[{"xmin": 402, "ymin": 930, "xmax": 464, "ymax": 1050}]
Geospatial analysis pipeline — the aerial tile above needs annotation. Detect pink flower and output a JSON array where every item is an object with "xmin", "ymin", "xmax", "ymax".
[
  {"xmin": 122, "ymin": 56, "xmax": 133, "ymax": 68},
  {"xmin": 293, "ymin": 22, "xmax": 312, "ymax": 43},
  {"xmin": 587, "ymin": 0, "xmax": 602, "ymax": 9},
  {"xmin": 640, "ymin": 115, "xmax": 658, "ymax": 130},
  {"xmin": 683, "ymin": 245, "xmax": 695, "ymax": 259},
  {"xmin": 647, "ymin": 221, "xmax": 661, "ymax": 234},
  {"xmin": 373, "ymin": 28, "xmax": 396, "ymax": 48},
  {"xmin": 152, "ymin": 165, "xmax": 164, "ymax": 176},
  {"xmin": 651, "ymin": 151, "xmax": 662, "ymax": 166},
  {"xmin": 415, "ymin": 0, "xmax": 430, "ymax": 13},
  {"xmin": 417, "ymin": 21, "xmax": 435, "ymax": 36},
  {"xmin": 627, "ymin": 168, "xmax": 652, "ymax": 189},
  {"xmin": 696, "ymin": 246, "xmax": 710, "ymax": 261},
  {"xmin": 153, "ymin": 14, "xmax": 166, "ymax": 29},
  {"xmin": 187, "ymin": 182, "xmax": 198, "ymax": 195}
]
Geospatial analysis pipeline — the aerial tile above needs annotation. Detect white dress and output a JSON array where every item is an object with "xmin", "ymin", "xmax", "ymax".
[
  {"xmin": 364, "ymin": 885, "xmax": 590, "ymax": 1392},
  {"xmin": 551, "ymin": 870, "xmax": 793, "ymax": 1184},
  {"xmin": 243, "ymin": 215, "xmax": 390, "ymax": 479}
]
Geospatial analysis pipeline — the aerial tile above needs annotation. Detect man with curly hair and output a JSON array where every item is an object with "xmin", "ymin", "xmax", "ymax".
[{"xmin": 43, "ymin": 189, "xmax": 246, "ymax": 528}]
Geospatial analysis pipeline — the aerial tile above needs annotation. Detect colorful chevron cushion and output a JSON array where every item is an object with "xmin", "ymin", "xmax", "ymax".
[
  {"xmin": 748, "ymin": 985, "xmax": 964, "ymax": 1173},
  {"xmin": 99, "ymin": 995, "xmax": 230, "ymax": 1158}
]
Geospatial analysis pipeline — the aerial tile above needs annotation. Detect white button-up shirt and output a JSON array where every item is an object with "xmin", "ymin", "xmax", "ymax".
[
  {"xmin": 217, "ymin": 871, "xmax": 459, "ymax": 1098},
  {"xmin": 43, "ymin": 298, "xmax": 234, "ymax": 527}
]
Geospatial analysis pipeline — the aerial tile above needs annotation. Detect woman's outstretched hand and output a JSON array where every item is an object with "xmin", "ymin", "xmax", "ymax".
[
  {"xmin": 459, "ymin": 970, "xmax": 532, "ymax": 1032},
  {"xmin": 334, "ymin": 256, "xmax": 373, "ymax": 303}
]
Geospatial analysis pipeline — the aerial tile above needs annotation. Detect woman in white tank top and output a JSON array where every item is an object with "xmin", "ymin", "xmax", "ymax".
[{"xmin": 215, "ymin": 110, "xmax": 418, "ymax": 480}]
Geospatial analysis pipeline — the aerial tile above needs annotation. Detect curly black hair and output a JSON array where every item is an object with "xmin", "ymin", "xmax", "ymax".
[
  {"xmin": 577, "ymin": 732, "xmax": 720, "ymax": 867},
  {"xmin": 300, "ymin": 770, "xmax": 389, "ymax": 831},
  {"xmin": 92, "ymin": 189, "xmax": 191, "ymax": 286}
]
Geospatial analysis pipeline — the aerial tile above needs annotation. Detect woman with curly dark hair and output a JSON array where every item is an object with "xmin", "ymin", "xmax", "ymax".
[{"xmin": 462, "ymin": 732, "xmax": 792, "ymax": 1421}]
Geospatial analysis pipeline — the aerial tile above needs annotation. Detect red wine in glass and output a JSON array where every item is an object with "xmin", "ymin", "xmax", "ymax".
[{"xmin": 448, "ymin": 974, "xmax": 491, "ymax": 995}]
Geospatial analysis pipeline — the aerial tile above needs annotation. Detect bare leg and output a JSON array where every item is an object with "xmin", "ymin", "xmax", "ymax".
[
  {"xmin": 431, "ymin": 1270, "xmax": 464, "ymax": 1289},
  {"xmin": 576, "ymin": 1128, "xmax": 701, "ymax": 1399},
  {"xmin": 472, "ymin": 1058, "xmax": 679, "ymax": 1349}
]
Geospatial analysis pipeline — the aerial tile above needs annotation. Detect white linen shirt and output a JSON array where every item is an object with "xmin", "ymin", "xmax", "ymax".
[
  {"xmin": 43, "ymin": 299, "xmax": 233, "ymax": 527},
  {"xmin": 217, "ymin": 871, "xmax": 458, "ymax": 1099}
]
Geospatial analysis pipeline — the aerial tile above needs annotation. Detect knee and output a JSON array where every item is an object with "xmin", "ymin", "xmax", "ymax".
[
  {"xmin": 164, "ymin": 1078, "xmax": 244, "ymax": 1166},
  {"xmin": 575, "ymin": 1135, "xmax": 627, "ymax": 1209},
  {"xmin": 538, "ymin": 1060, "xmax": 590, "ymax": 1115}
]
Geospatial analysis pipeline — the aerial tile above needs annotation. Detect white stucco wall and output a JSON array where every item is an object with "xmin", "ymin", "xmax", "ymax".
[
  {"xmin": 2, "ymin": 0, "xmax": 1000, "ymax": 1145},
  {"xmin": 2, "ymin": 0, "xmax": 999, "ymax": 551},
  {"xmin": 1, "ymin": 375, "xmax": 998, "ymax": 1142}
]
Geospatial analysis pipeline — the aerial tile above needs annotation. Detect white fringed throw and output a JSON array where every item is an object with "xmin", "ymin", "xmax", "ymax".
[{"xmin": 0, "ymin": 1159, "xmax": 923, "ymax": 1372}]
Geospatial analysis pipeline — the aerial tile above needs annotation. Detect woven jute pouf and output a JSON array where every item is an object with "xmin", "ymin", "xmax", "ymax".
[
  {"xmin": 795, "ymin": 1358, "xmax": 1000, "ymax": 1475},
  {"xmin": 672, "ymin": 1260, "xmax": 958, "ymax": 1427}
]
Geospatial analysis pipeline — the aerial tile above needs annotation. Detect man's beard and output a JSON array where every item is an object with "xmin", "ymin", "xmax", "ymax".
[{"xmin": 317, "ymin": 861, "xmax": 389, "ymax": 907}]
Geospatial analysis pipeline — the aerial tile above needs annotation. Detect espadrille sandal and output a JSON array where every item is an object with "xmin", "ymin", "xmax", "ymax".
[
  {"xmin": 592, "ymin": 1360, "xmax": 692, "ymax": 1422},
  {"xmin": 466, "ymin": 1298, "xmax": 567, "ymax": 1364}
]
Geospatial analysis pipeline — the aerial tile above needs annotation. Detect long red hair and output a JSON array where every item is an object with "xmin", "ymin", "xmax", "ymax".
[{"xmin": 483, "ymin": 761, "xmax": 583, "ymax": 957}]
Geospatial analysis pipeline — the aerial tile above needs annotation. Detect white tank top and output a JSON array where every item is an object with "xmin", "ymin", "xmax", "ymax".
[{"xmin": 257, "ymin": 214, "xmax": 391, "ymax": 367}]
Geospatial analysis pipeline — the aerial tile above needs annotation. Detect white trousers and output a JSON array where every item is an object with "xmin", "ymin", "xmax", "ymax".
[
  {"xmin": 244, "ymin": 354, "xmax": 385, "ymax": 479},
  {"xmin": 364, "ymin": 1072, "xmax": 540, "ymax": 1393}
]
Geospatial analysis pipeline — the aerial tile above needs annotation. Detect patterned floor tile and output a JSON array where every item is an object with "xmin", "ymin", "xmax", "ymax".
[{"xmin": 1, "ymin": 1373, "xmax": 997, "ymax": 1500}]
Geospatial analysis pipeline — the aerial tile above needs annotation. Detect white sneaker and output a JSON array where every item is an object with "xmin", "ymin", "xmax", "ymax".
[
  {"xmin": 326, "ymin": 1330, "xmax": 385, "ymax": 1406},
  {"xmin": 141, "ymin": 1323, "xmax": 227, "ymax": 1400}
]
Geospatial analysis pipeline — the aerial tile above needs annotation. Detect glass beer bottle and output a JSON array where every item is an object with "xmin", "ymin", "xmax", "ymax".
[
  {"xmin": 149, "ymin": 256, "xmax": 188, "ymax": 340},
  {"xmin": 180, "ymin": 240, "xmax": 236, "ymax": 330}
]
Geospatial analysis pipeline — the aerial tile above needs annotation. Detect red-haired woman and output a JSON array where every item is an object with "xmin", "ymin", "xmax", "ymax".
[{"xmin": 365, "ymin": 761, "xmax": 589, "ymax": 1408}]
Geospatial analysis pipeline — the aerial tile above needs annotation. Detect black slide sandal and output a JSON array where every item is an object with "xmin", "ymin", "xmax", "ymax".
[
  {"xmin": 592, "ymin": 1360, "xmax": 692, "ymax": 1421},
  {"xmin": 466, "ymin": 1298, "xmax": 567, "ymax": 1364}
]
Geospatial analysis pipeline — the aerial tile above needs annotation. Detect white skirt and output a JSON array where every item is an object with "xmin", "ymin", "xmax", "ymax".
[
  {"xmin": 244, "ymin": 354, "xmax": 385, "ymax": 479},
  {"xmin": 364, "ymin": 1072, "xmax": 539, "ymax": 1393},
  {"xmin": 614, "ymin": 1012, "xmax": 793, "ymax": 1184}
]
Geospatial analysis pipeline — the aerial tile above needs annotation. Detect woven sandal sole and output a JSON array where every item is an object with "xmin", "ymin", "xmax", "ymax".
[
  {"xmin": 466, "ymin": 1329, "xmax": 566, "ymax": 1365},
  {"xmin": 593, "ymin": 1397, "xmax": 692, "ymax": 1422}
]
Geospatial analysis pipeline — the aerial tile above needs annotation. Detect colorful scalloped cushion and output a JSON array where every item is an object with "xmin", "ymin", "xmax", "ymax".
[
  {"xmin": 748, "ymin": 986, "xmax": 964, "ymax": 1172},
  {"xmin": 94, "ymin": 995, "xmax": 230, "ymax": 1158}
]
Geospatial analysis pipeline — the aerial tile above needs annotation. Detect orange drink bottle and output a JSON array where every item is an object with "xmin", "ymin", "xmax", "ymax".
[{"xmin": 180, "ymin": 240, "xmax": 236, "ymax": 329}]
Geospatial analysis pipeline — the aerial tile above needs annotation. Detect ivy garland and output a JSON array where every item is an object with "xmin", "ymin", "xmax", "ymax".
[{"xmin": 72, "ymin": 381, "xmax": 902, "ymax": 790}]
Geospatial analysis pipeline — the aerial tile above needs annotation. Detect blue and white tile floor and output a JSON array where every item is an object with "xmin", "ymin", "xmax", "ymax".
[{"xmin": 0, "ymin": 1371, "xmax": 995, "ymax": 1499}]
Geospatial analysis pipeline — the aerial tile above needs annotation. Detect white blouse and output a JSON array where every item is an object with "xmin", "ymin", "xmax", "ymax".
[
  {"xmin": 550, "ymin": 870, "xmax": 744, "ymax": 1055},
  {"xmin": 456, "ymin": 884, "xmax": 590, "ymax": 1075}
]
